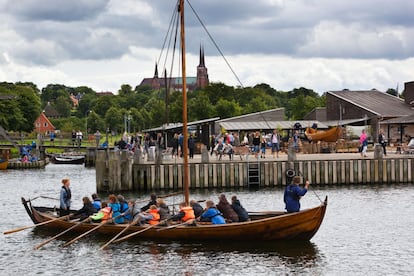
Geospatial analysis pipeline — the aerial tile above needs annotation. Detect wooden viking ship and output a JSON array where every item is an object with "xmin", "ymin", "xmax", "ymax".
[
  {"xmin": 17, "ymin": 0, "xmax": 328, "ymax": 246},
  {"xmin": 305, "ymin": 126, "xmax": 342, "ymax": 142}
]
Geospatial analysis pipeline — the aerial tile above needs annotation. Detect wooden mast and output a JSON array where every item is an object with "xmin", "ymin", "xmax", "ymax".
[{"xmin": 179, "ymin": 0, "xmax": 189, "ymax": 205}]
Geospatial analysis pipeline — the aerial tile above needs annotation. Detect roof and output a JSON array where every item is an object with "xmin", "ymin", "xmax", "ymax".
[
  {"xmin": 327, "ymin": 89, "xmax": 413, "ymax": 117},
  {"xmin": 218, "ymin": 120, "xmax": 329, "ymax": 131},
  {"xmin": 217, "ymin": 108, "xmax": 285, "ymax": 123},
  {"xmin": 43, "ymin": 102, "xmax": 60, "ymax": 118},
  {"xmin": 380, "ymin": 113, "xmax": 414, "ymax": 124},
  {"xmin": 143, "ymin": 117, "xmax": 220, "ymax": 132}
]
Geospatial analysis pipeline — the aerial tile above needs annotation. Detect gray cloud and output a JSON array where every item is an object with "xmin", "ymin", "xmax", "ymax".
[
  {"xmin": 0, "ymin": 0, "xmax": 413, "ymax": 93},
  {"xmin": 4, "ymin": 0, "xmax": 109, "ymax": 22}
]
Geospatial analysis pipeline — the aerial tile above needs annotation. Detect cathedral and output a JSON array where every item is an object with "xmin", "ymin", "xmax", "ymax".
[{"xmin": 139, "ymin": 46, "xmax": 209, "ymax": 91}]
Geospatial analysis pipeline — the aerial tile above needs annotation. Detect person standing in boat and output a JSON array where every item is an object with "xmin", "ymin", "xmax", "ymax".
[
  {"xmin": 59, "ymin": 178, "xmax": 72, "ymax": 216},
  {"xmin": 284, "ymin": 176, "xmax": 310, "ymax": 213}
]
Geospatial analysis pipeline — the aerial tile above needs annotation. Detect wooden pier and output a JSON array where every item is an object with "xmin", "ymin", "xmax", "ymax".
[{"xmin": 95, "ymin": 149, "xmax": 414, "ymax": 193}]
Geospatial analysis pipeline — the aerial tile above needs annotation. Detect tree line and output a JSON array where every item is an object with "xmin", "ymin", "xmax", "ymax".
[{"xmin": 0, "ymin": 80, "xmax": 346, "ymax": 136}]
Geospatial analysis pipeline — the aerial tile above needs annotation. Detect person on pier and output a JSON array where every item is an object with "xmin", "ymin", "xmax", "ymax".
[{"xmin": 284, "ymin": 176, "xmax": 310, "ymax": 213}]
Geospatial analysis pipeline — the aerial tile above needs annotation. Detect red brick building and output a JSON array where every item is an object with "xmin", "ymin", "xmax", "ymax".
[
  {"xmin": 33, "ymin": 112, "xmax": 55, "ymax": 134},
  {"xmin": 139, "ymin": 45, "xmax": 209, "ymax": 92}
]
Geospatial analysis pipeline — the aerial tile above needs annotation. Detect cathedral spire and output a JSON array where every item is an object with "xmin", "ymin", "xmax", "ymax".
[
  {"xmin": 199, "ymin": 44, "xmax": 205, "ymax": 67},
  {"xmin": 154, "ymin": 62, "xmax": 159, "ymax": 78}
]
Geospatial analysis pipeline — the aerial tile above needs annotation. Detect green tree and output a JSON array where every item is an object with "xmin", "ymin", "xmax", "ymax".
[
  {"xmin": 188, "ymin": 93, "xmax": 215, "ymax": 121},
  {"xmin": 215, "ymin": 98, "xmax": 242, "ymax": 119},
  {"xmin": 87, "ymin": 111, "xmax": 105, "ymax": 133},
  {"xmin": 104, "ymin": 107, "xmax": 124, "ymax": 135},
  {"xmin": 41, "ymin": 84, "xmax": 72, "ymax": 104},
  {"xmin": 53, "ymin": 95, "xmax": 72, "ymax": 117},
  {"xmin": 93, "ymin": 96, "xmax": 119, "ymax": 118},
  {"xmin": 15, "ymin": 84, "xmax": 42, "ymax": 132}
]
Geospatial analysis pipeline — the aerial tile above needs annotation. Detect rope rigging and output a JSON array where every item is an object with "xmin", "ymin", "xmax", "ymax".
[{"xmin": 157, "ymin": 0, "xmax": 244, "ymax": 91}]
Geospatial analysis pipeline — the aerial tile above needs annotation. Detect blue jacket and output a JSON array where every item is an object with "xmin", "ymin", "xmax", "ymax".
[
  {"xmin": 60, "ymin": 186, "xmax": 71, "ymax": 210},
  {"xmin": 284, "ymin": 184, "xmax": 307, "ymax": 213},
  {"xmin": 119, "ymin": 201, "xmax": 130, "ymax": 220},
  {"xmin": 92, "ymin": 199, "xmax": 101, "ymax": 211},
  {"xmin": 108, "ymin": 202, "xmax": 124, "ymax": 224},
  {"xmin": 200, "ymin": 208, "xmax": 226, "ymax": 224}
]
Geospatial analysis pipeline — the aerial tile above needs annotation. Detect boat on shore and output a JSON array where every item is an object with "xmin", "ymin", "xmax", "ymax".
[
  {"xmin": 305, "ymin": 126, "xmax": 342, "ymax": 142},
  {"xmin": 21, "ymin": 196, "xmax": 327, "ymax": 242}
]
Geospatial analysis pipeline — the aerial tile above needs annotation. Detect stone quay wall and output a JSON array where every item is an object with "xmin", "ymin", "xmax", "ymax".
[{"xmin": 95, "ymin": 150, "xmax": 414, "ymax": 193}]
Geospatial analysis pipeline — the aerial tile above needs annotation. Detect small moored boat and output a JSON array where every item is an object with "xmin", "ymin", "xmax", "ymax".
[
  {"xmin": 50, "ymin": 154, "xmax": 85, "ymax": 165},
  {"xmin": 0, "ymin": 159, "xmax": 8, "ymax": 170}
]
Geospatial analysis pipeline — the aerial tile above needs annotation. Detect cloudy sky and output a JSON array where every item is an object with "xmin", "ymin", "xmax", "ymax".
[{"xmin": 1, "ymin": 0, "xmax": 413, "ymax": 94}]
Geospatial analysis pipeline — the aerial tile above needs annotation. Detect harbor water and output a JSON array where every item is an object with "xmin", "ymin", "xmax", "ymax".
[{"xmin": 0, "ymin": 164, "xmax": 413, "ymax": 275}]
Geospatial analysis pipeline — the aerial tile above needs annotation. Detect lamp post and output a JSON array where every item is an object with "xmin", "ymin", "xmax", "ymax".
[
  {"xmin": 124, "ymin": 113, "xmax": 132, "ymax": 134},
  {"xmin": 85, "ymin": 110, "xmax": 91, "ymax": 137}
]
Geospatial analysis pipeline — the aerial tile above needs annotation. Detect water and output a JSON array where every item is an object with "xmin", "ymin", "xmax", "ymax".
[{"xmin": 1, "ymin": 164, "xmax": 413, "ymax": 275}]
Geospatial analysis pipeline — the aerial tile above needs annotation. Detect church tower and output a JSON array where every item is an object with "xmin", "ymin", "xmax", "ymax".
[
  {"xmin": 196, "ymin": 45, "xmax": 209, "ymax": 89},
  {"xmin": 151, "ymin": 62, "xmax": 160, "ymax": 90}
]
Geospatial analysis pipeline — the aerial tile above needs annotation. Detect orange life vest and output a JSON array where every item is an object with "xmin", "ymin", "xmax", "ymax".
[
  {"xmin": 101, "ymin": 206, "xmax": 112, "ymax": 221},
  {"xmin": 148, "ymin": 209, "xmax": 160, "ymax": 225},
  {"xmin": 181, "ymin": 206, "xmax": 195, "ymax": 222}
]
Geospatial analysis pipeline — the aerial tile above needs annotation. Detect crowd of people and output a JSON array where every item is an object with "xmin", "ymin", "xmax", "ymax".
[
  {"xmin": 210, "ymin": 129, "xmax": 284, "ymax": 160},
  {"xmin": 59, "ymin": 174, "xmax": 310, "ymax": 225}
]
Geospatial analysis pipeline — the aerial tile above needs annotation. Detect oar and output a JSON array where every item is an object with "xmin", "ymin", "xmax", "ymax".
[
  {"xmin": 62, "ymin": 215, "xmax": 122, "ymax": 247},
  {"xmin": 156, "ymin": 219, "xmax": 195, "ymax": 232},
  {"xmin": 99, "ymin": 217, "xmax": 140, "ymax": 250},
  {"xmin": 33, "ymin": 218, "xmax": 89, "ymax": 250},
  {"xmin": 168, "ymin": 199, "xmax": 206, "ymax": 208},
  {"xmin": 3, "ymin": 214, "xmax": 72, "ymax": 235},
  {"xmin": 112, "ymin": 219, "xmax": 168, "ymax": 244},
  {"xmin": 135, "ymin": 191, "xmax": 183, "ymax": 204}
]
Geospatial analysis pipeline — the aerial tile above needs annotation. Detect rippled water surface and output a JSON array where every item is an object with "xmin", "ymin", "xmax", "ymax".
[{"xmin": 1, "ymin": 164, "xmax": 413, "ymax": 275}]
